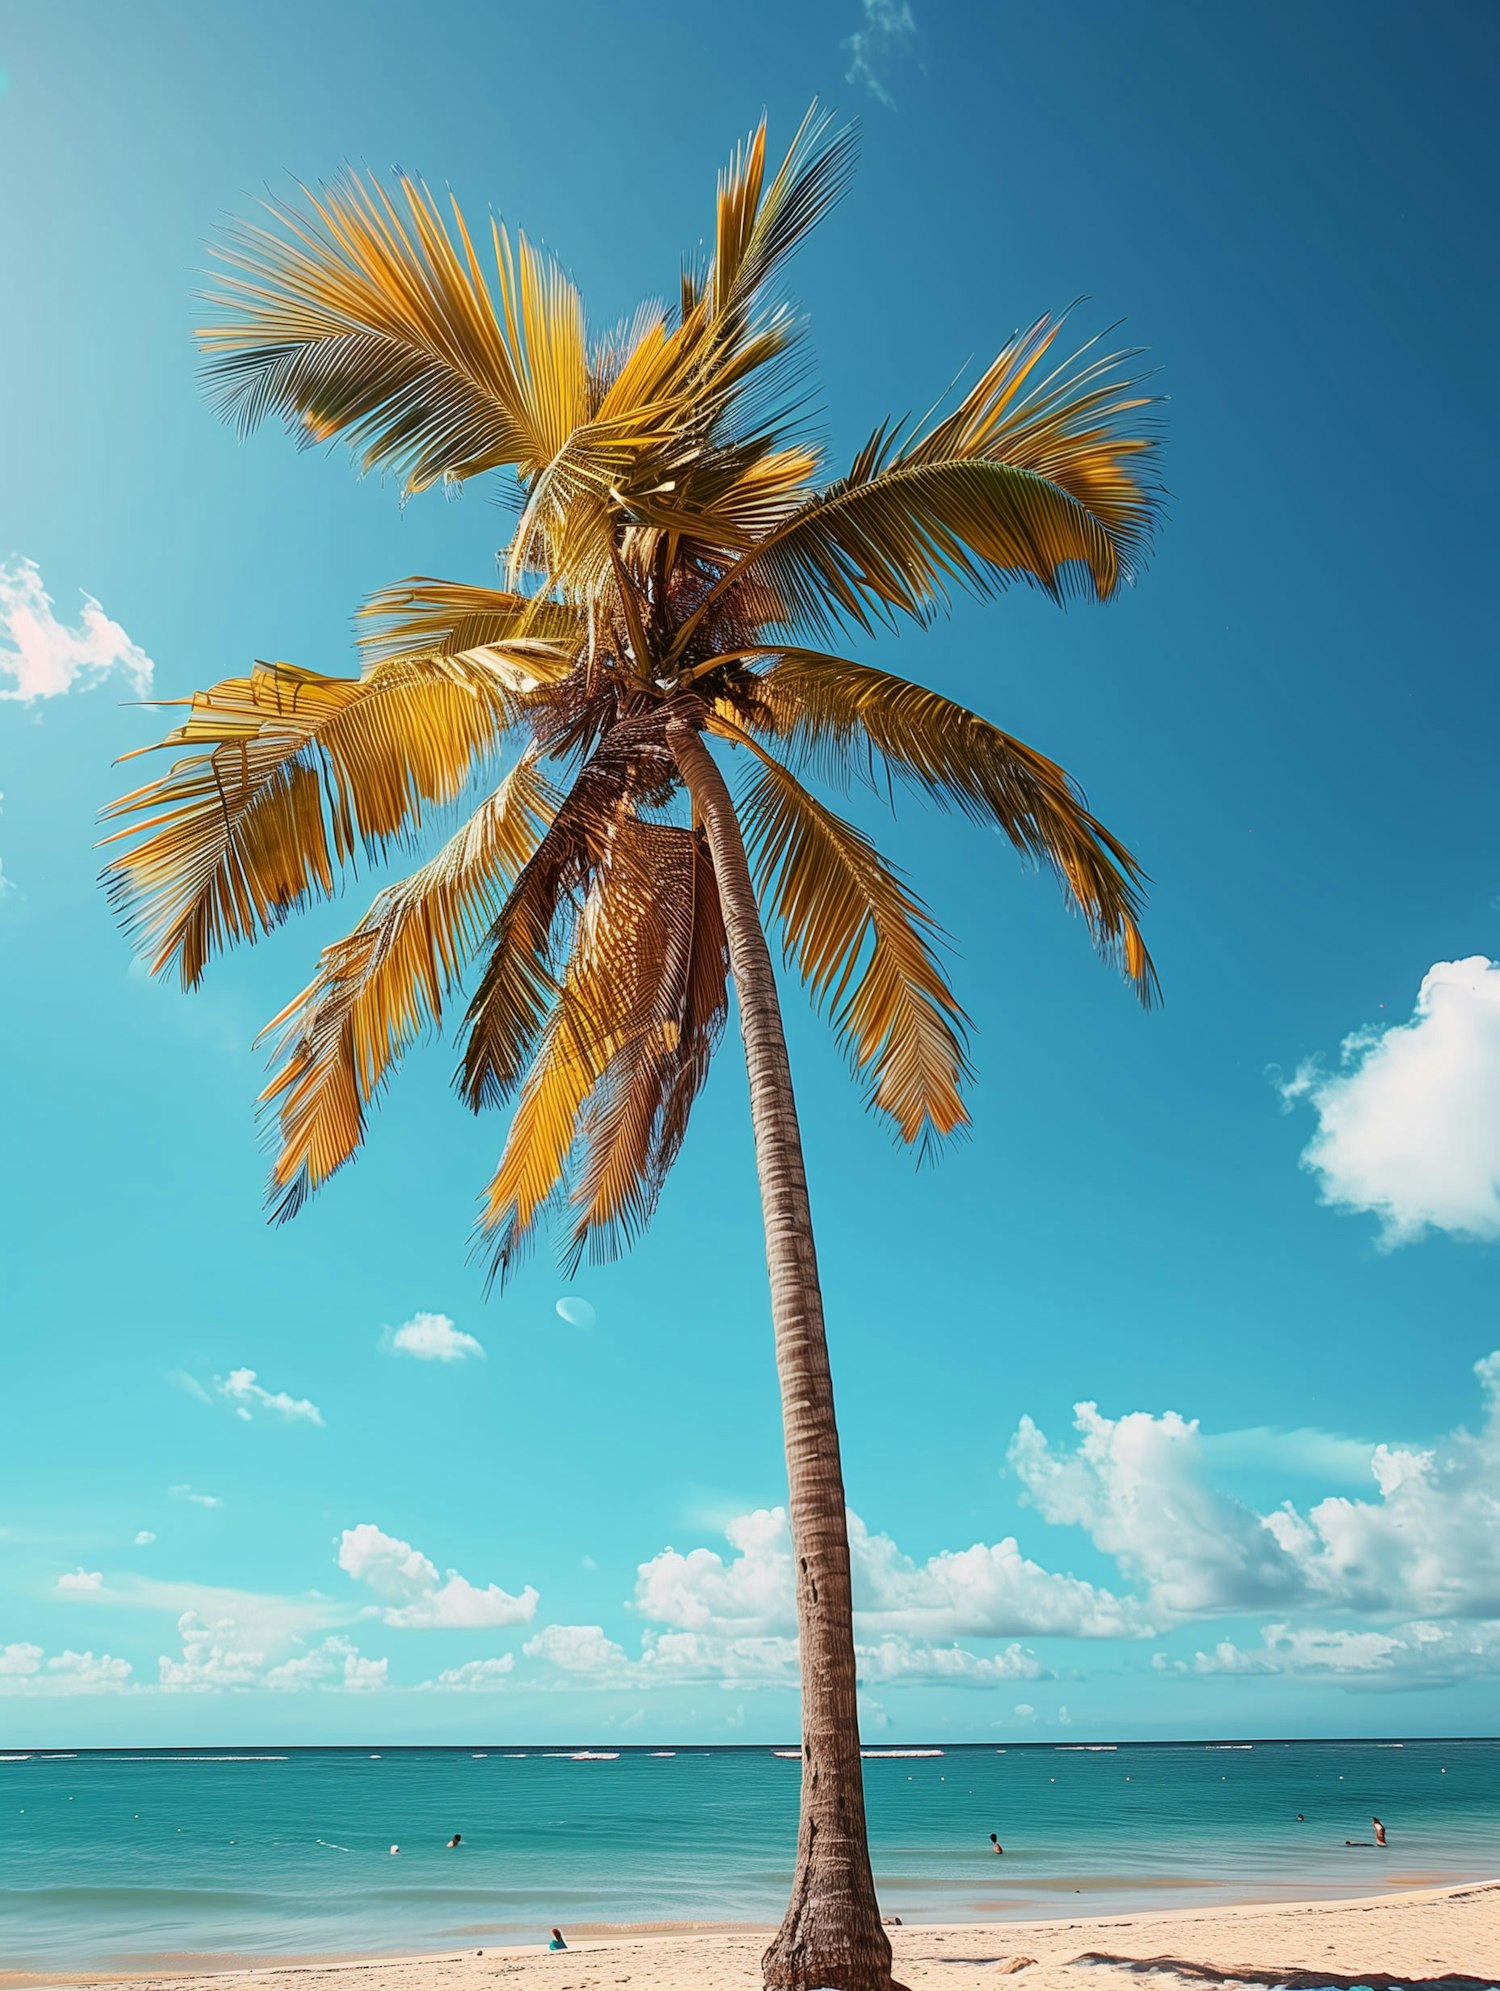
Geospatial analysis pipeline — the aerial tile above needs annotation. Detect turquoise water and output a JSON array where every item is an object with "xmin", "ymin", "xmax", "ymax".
[{"xmin": 1, "ymin": 1739, "xmax": 1496, "ymax": 1973}]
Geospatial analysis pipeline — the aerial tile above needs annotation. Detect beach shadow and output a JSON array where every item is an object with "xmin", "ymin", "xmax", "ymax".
[{"xmin": 1074, "ymin": 1954, "xmax": 1499, "ymax": 1990}]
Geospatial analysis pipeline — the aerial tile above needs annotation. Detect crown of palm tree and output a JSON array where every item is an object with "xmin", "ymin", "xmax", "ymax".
[{"xmin": 100, "ymin": 109, "xmax": 1162, "ymax": 1279}]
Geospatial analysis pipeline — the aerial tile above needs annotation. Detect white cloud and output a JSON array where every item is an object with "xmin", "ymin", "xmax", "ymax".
[
  {"xmin": 169, "ymin": 1484, "xmax": 222, "ymax": 1508},
  {"xmin": 513, "ymin": 1619, "xmax": 1041, "ymax": 1694},
  {"xmin": 1009, "ymin": 1352, "xmax": 1500, "ymax": 1624},
  {"xmin": 263, "ymin": 1637, "xmax": 388, "ymax": 1693},
  {"xmin": 1158, "ymin": 1618, "xmax": 1500, "ymax": 1690},
  {"xmin": 636, "ymin": 1505, "xmax": 1144, "ymax": 1643},
  {"xmin": 844, "ymin": 0, "xmax": 916, "ymax": 106},
  {"xmin": 337, "ymin": 1523, "xmax": 538, "ymax": 1629},
  {"xmin": 524, "ymin": 1623, "xmax": 629, "ymax": 1674},
  {"xmin": 1010, "ymin": 1403, "xmax": 1305, "ymax": 1616},
  {"xmin": 158, "ymin": 1611, "xmax": 386, "ymax": 1692},
  {"xmin": 381, "ymin": 1311, "xmax": 485, "ymax": 1363},
  {"xmin": 426, "ymin": 1656, "xmax": 516, "ymax": 1691},
  {"xmin": 159, "ymin": 1612, "xmax": 267, "ymax": 1691},
  {"xmin": 134, "ymin": 1530, "xmax": 157, "ymax": 1546},
  {"xmin": 1281, "ymin": 958, "xmax": 1500, "ymax": 1245},
  {"xmin": 216, "ymin": 1367, "xmax": 324, "ymax": 1425},
  {"xmin": 56, "ymin": 1567, "xmax": 104, "ymax": 1594},
  {"xmin": 0, "ymin": 1644, "xmax": 132, "ymax": 1695},
  {"xmin": 0, "ymin": 556, "xmax": 153, "ymax": 701}
]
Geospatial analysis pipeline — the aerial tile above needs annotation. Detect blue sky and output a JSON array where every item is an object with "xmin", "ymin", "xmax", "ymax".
[{"xmin": 2, "ymin": 0, "xmax": 1498, "ymax": 1745}]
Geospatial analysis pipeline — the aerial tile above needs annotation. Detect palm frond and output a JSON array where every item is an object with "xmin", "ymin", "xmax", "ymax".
[
  {"xmin": 198, "ymin": 174, "xmax": 592, "ymax": 490},
  {"xmin": 258, "ymin": 753, "xmax": 555, "ymax": 1221},
  {"xmin": 670, "ymin": 317, "xmax": 1161, "ymax": 649},
  {"xmin": 565, "ymin": 829, "xmax": 728, "ymax": 1267},
  {"xmin": 459, "ymin": 713, "xmax": 677, "ymax": 1111},
  {"xmin": 100, "ymin": 655, "xmax": 525, "ymax": 986},
  {"xmin": 475, "ymin": 817, "xmax": 690, "ymax": 1272},
  {"xmin": 358, "ymin": 576, "xmax": 583, "ymax": 672},
  {"xmin": 711, "ymin": 717, "xmax": 971, "ymax": 1153},
  {"xmin": 744, "ymin": 651, "xmax": 1156, "ymax": 1003}
]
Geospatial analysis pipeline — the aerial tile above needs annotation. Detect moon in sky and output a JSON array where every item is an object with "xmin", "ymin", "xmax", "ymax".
[{"xmin": 555, "ymin": 1296, "xmax": 596, "ymax": 1328}]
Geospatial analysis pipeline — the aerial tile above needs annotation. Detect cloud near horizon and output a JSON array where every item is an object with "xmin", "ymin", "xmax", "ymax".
[
  {"xmin": 1011, "ymin": 1351, "xmax": 1500, "ymax": 1627},
  {"xmin": 0, "ymin": 556, "xmax": 153, "ymax": 701},
  {"xmin": 337, "ymin": 1523, "xmax": 538, "ymax": 1629},
  {"xmin": 1280, "ymin": 957, "xmax": 1500, "ymax": 1245},
  {"xmin": 635, "ymin": 1504, "xmax": 1146, "ymax": 1644}
]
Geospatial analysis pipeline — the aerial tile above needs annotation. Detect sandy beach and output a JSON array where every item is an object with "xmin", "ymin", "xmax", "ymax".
[{"xmin": 16, "ymin": 1879, "xmax": 1498, "ymax": 1991}]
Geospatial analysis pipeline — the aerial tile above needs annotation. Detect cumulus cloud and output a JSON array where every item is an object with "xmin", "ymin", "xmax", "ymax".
[
  {"xmin": 381, "ymin": 1311, "xmax": 486, "ymax": 1363},
  {"xmin": 169, "ymin": 1484, "xmax": 222, "ymax": 1508},
  {"xmin": 134, "ymin": 1530, "xmax": 156, "ymax": 1546},
  {"xmin": 524, "ymin": 1623, "xmax": 630, "ymax": 1674},
  {"xmin": 426, "ymin": 1655, "xmax": 517, "ymax": 1691},
  {"xmin": 158, "ymin": 1611, "xmax": 386, "ymax": 1692},
  {"xmin": 1281, "ymin": 958, "xmax": 1500, "ymax": 1245},
  {"xmin": 1157, "ymin": 1617, "xmax": 1500, "ymax": 1691},
  {"xmin": 514, "ymin": 1620, "xmax": 1037, "ymax": 1693},
  {"xmin": 636, "ymin": 1505, "xmax": 1143, "ymax": 1642},
  {"xmin": 337, "ymin": 1523, "xmax": 538, "ymax": 1629},
  {"xmin": 1009, "ymin": 1352, "xmax": 1500, "ymax": 1623},
  {"xmin": 1010, "ymin": 1403, "xmax": 1304, "ymax": 1616},
  {"xmin": 0, "ymin": 556, "xmax": 153, "ymax": 700},
  {"xmin": 56, "ymin": 1567, "xmax": 104, "ymax": 1594},
  {"xmin": 0, "ymin": 1644, "xmax": 132, "ymax": 1694},
  {"xmin": 216, "ymin": 1367, "xmax": 324, "ymax": 1425},
  {"xmin": 263, "ymin": 1638, "xmax": 387, "ymax": 1693},
  {"xmin": 844, "ymin": 0, "xmax": 916, "ymax": 105}
]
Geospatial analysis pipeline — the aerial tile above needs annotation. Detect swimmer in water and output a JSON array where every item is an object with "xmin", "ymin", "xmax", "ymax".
[
  {"xmin": 447, "ymin": 1832, "xmax": 462, "ymax": 1849},
  {"xmin": 1296, "ymin": 1813, "xmax": 1305, "ymax": 1822},
  {"xmin": 1373, "ymin": 1816, "xmax": 1387, "ymax": 1846},
  {"xmin": 990, "ymin": 1832, "xmax": 1004, "ymax": 1855},
  {"xmin": 548, "ymin": 1929, "xmax": 567, "ymax": 1951}
]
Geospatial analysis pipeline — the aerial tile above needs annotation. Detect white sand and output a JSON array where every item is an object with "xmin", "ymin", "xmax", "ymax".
[{"xmin": 24, "ymin": 1878, "xmax": 1500, "ymax": 1990}]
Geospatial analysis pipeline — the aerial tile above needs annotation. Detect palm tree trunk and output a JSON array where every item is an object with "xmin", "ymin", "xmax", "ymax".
[{"xmin": 667, "ymin": 714, "xmax": 902, "ymax": 1991}]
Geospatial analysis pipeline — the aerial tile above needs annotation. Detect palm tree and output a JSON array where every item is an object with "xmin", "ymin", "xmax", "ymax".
[{"xmin": 101, "ymin": 112, "xmax": 1161, "ymax": 1991}]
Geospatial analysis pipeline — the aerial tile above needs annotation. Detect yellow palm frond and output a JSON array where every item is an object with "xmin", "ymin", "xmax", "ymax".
[
  {"xmin": 458, "ymin": 712, "xmax": 680, "ymax": 1112},
  {"xmin": 198, "ymin": 174, "xmax": 593, "ymax": 490},
  {"xmin": 670, "ymin": 321, "xmax": 1160, "ymax": 650},
  {"xmin": 741, "ymin": 651, "xmax": 1156, "ymax": 1004},
  {"xmin": 258, "ymin": 753, "xmax": 555, "ymax": 1220},
  {"xmin": 358, "ymin": 577, "xmax": 583, "ymax": 672},
  {"xmin": 476, "ymin": 818, "xmax": 686, "ymax": 1270},
  {"xmin": 710, "ymin": 716, "xmax": 972, "ymax": 1152},
  {"xmin": 100, "ymin": 655, "xmax": 526, "ymax": 987},
  {"xmin": 566, "ymin": 829, "xmax": 728, "ymax": 1267}
]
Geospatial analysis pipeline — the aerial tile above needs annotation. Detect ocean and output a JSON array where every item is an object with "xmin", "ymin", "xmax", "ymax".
[{"xmin": 1, "ymin": 1738, "xmax": 1496, "ymax": 1973}]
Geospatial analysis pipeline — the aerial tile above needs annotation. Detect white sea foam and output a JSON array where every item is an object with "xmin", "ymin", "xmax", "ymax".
[{"xmin": 861, "ymin": 1749, "xmax": 943, "ymax": 1758}]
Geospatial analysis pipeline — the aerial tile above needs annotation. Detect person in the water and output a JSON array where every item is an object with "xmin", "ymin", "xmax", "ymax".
[
  {"xmin": 447, "ymin": 1833, "xmax": 462, "ymax": 1849},
  {"xmin": 1373, "ymin": 1817, "xmax": 1387, "ymax": 1846},
  {"xmin": 548, "ymin": 1929, "xmax": 567, "ymax": 1951},
  {"xmin": 989, "ymin": 1832, "xmax": 1004, "ymax": 1855}
]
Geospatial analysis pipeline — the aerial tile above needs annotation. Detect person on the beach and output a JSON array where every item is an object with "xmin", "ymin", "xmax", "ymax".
[
  {"xmin": 447, "ymin": 1832, "xmax": 462, "ymax": 1849},
  {"xmin": 548, "ymin": 1928, "xmax": 567, "ymax": 1951},
  {"xmin": 990, "ymin": 1832, "xmax": 1004, "ymax": 1855},
  {"xmin": 1373, "ymin": 1817, "xmax": 1387, "ymax": 1846}
]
